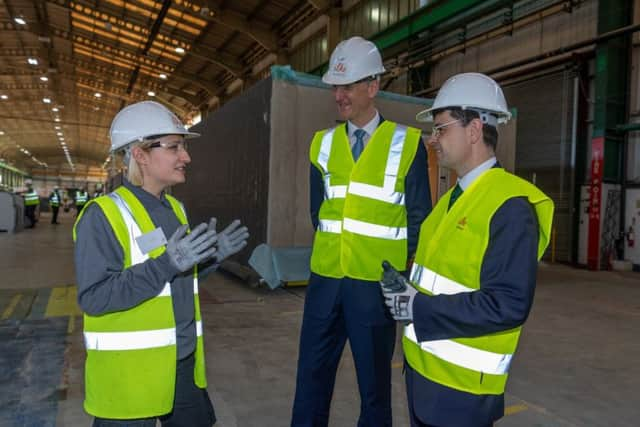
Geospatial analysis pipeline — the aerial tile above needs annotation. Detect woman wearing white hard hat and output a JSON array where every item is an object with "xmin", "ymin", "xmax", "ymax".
[
  {"xmin": 380, "ymin": 73, "xmax": 554, "ymax": 427},
  {"xmin": 73, "ymin": 101, "xmax": 249, "ymax": 426}
]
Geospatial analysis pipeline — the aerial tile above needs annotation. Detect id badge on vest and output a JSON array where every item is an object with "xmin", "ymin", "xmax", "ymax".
[{"xmin": 135, "ymin": 227, "xmax": 167, "ymax": 254}]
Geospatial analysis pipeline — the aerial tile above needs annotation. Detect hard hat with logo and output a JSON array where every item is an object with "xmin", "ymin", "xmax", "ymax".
[
  {"xmin": 109, "ymin": 101, "xmax": 200, "ymax": 152},
  {"xmin": 416, "ymin": 72, "xmax": 511, "ymax": 125},
  {"xmin": 322, "ymin": 36, "xmax": 386, "ymax": 85}
]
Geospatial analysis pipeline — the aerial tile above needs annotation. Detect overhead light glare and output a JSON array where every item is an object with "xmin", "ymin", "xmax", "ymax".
[
  {"xmin": 27, "ymin": 58, "xmax": 38, "ymax": 65},
  {"xmin": 56, "ymin": 132, "xmax": 63, "ymax": 136},
  {"xmin": 54, "ymin": 118, "xmax": 61, "ymax": 122},
  {"xmin": 0, "ymin": 95, "xmax": 7, "ymax": 100},
  {"xmin": 159, "ymin": 73, "xmax": 168, "ymax": 79},
  {"xmin": 94, "ymin": 92, "xmax": 102, "ymax": 98},
  {"xmin": 43, "ymin": 97, "xmax": 51, "ymax": 104},
  {"xmin": 40, "ymin": 76, "xmax": 48, "ymax": 82},
  {"xmin": 175, "ymin": 47, "xmax": 185, "ymax": 54},
  {"xmin": 14, "ymin": 17, "xmax": 26, "ymax": 25},
  {"xmin": 52, "ymin": 107, "xmax": 59, "ymax": 112},
  {"xmin": 147, "ymin": 91, "xmax": 156, "ymax": 97}
]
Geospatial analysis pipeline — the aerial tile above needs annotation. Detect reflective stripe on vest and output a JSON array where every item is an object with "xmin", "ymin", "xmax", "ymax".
[
  {"xmin": 343, "ymin": 218, "xmax": 407, "ymax": 240},
  {"xmin": 410, "ymin": 264, "xmax": 474, "ymax": 295},
  {"xmin": 85, "ymin": 320, "xmax": 204, "ymax": 351},
  {"xmin": 24, "ymin": 190, "xmax": 39, "ymax": 205},
  {"xmin": 76, "ymin": 191, "xmax": 88, "ymax": 204},
  {"xmin": 404, "ymin": 324, "xmax": 513, "ymax": 375}
]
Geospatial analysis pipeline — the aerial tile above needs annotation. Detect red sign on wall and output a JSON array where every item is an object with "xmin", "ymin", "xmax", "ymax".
[{"xmin": 587, "ymin": 137, "xmax": 604, "ymax": 270}]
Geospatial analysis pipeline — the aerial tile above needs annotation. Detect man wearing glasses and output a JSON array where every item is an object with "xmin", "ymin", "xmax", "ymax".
[
  {"xmin": 291, "ymin": 37, "xmax": 431, "ymax": 427},
  {"xmin": 380, "ymin": 73, "xmax": 554, "ymax": 427}
]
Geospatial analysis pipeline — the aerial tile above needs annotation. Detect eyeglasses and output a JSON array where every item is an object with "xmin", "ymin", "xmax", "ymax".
[
  {"xmin": 146, "ymin": 139, "xmax": 188, "ymax": 153},
  {"xmin": 430, "ymin": 119, "xmax": 461, "ymax": 139}
]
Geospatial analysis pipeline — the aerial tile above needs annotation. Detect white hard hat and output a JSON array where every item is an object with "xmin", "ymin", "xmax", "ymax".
[
  {"xmin": 109, "ymin": 101, "xmax": 200, "ymax": 152},
  {"xmin": 416, "ymin": 72, "xmax": 511, "ymax": 124},
  {"xmin": 322, "ymin": 36, "xmax": 386, "ymax": 85}
]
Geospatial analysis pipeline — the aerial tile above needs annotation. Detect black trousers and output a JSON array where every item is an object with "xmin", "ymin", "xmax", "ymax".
[
  {"xmin": 51, "ymin": 206, "xmax": 59, "ymax": 224},
  {"xmin": 25, "ymin": 205, "xmax": 37, "ymax": 228},
  {"xmin": 93, "ymin": 354, "xmax": 216, "ymax": 427}
]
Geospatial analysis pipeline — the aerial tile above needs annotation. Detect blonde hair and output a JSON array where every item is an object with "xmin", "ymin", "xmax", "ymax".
[{"xmin": 122, "ymin": 141, "xmax": 147, "ymax": 186}]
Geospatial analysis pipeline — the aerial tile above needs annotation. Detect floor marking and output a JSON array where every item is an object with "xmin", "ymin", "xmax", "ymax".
[
  {"xmin": 1, "ymin": 294, "xmax": 22, "ymax": 320},
  {"xmin": 67, "ymin": 315, "xmax": 76, "ymax": 334},
  {"xmin": 392, "ymin": 361, "xmax": 403, "ymax": 369},
  {"xmin": 504, "ymin": 403, "xmax": 528, "ymax": 415},
  {"xmin": 45, "ymin": 285, "xmax": 82, "ymax": 318}
]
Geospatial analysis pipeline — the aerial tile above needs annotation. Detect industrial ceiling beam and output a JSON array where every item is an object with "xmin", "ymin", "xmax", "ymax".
[{"xmin": 199, "ymin": 1, "xmax": 279, "ymax": 52}]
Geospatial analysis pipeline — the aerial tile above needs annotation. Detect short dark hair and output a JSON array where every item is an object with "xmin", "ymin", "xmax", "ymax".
[{"xmin": 432, "ymin": 107, "xmax": 498, "ymax": 151}]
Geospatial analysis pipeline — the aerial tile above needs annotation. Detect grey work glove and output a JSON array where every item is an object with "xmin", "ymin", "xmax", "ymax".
[
  {"xmin": 207, "ymin": 218, "xmax": 249, "ymax": 262},
  {"xmin": 166, "ymin": 223, "xmax": 218, "ymax": 272},
  {"xmin": 380, "ymin": 260, "xmax": 418, "ymax": 322}
]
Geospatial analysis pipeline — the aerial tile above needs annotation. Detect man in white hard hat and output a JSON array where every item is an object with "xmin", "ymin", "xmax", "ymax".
[
  {"xmin": 291, "ymin": 37, "xmax": 432, "ymax": 426},
  {"xmin": 379, "ymin": 73, "xmax": 554, "ymax": 427},
  {"xmin": 73, "ymin": 101, "xmax": 249, "ymax": 426}
]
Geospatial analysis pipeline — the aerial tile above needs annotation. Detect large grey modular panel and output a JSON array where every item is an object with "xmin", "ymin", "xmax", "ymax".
[
  {"xmin": 173, "ymin": 79, "xmax": 272, "ymax": 263},
  {"xmin": 503, "ymin": 71, "xmax": 576, "ymax": 263},
  {"xmin": 176, "ymin": 66, "xmax": 432, "ymax": 265}
]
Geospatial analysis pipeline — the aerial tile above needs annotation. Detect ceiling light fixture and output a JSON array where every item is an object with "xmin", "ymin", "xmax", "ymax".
[
  {"xmin": 175, "ymin": 47, "xmax": 185, "ymax": 54},
  {"xmin": 14, "ymin": 17, "xmax": 26, "ymax": 25},
  {"xmin": 159, "ymin": 73, "xmax": 167, "ymax": 79},
  {"xmin": 54, "ymin": 118, "xmax": 60, "ymax": 122},
  {"xmin": 147, "ymin": 91, "xmax": 156, "ymax": 97},
  {"xmin": 40, "ymin": 76, "xmax": 48, "ymax": 82},
  {"xmin": 94, "ymin": 92, "xmax": 102, "ymax": 98},
  {"xmin": 52, "ymin": 107, "xmax": 59, "ymax": 112},
  {"xmin": 27, "ymin": 58, "xmax": 38, "ymax": 65},
  {"xmin": 56, "ymin": 132, "xmax": 63, "ymax": 136},
  {"xmin": 0, "ymin": 95, "xmax": 7, "ymax": 100},
  {"xmin": 43, "ymin": 97, "xmax": 51, "ymax": 103}
]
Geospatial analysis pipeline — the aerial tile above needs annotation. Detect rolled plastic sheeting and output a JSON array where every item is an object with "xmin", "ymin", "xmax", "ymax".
[{"xmin": 248, "ymin": 244, "xmax": 312, "ymax": 290}]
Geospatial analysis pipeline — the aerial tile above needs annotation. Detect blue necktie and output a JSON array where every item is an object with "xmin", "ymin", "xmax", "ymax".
[
  {"xmin": 448, "ymin": 184, "xmax": 463, "ymax": 211},
  {"xmin": 352, "ymin": 129, "xmax": 366, "ymax": 161}
]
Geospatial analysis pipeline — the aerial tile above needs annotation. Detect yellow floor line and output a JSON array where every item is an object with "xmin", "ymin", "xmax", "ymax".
[
  {"xmin": 391, "ymin": 361, "xmax": 403, "ymax": 369},
  {"xmin": 505, "ymin": 404, "xmax": 528, "ymax": 416},
  {"xmin": 45, "ymin": 285, "xmax": 82, "ymax": 318},
  {"xmin": 67, "ymin": 315, "xmax": 76, "ymax": 334},
  {"xmin": 1, "ymin": 294, "xmax": 22, "ymax": 320}
]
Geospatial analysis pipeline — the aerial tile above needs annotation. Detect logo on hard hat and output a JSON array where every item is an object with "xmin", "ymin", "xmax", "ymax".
[{"xmin": 334, "ymin": 62, "xmax": 347, "ymax": 74}]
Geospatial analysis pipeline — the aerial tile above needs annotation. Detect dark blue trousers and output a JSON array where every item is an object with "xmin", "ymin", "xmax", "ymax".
[{"xmin": 291, "ymin": 273, "xmax": 396, "ymax": 427}]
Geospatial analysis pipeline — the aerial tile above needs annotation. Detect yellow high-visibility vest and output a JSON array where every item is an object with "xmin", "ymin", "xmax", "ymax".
[
  {"xmin": 309, "ymin": 121, "xmax": 421, "ymax": 280},
  {"xmin": 73, "ymin": 186, "xmax": 207, "ymax": 418},
  {"xmin": 404, "ymin": 168, "xmax": 553, "ymax": 395}
]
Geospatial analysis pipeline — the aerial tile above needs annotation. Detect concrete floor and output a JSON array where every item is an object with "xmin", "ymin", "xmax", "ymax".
[{"xmin": 1, "ymin": 211, "xmax": 639, "ymax": 426}]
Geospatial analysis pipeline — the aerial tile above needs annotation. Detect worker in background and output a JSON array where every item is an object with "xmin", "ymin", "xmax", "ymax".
[
  {"xmin": 73, "ymin": 101, "xmax": 249, "ymax": 427},
  {"xmin": 291, "ymin": 36, "xmax": 432, "ymax": 427},
  {"xmin": 23, "ymin": 179, "xmax": 39, "ymax": 228},
  {"xmin": 49, "ymin": 185, "xmax": 62, "ymax": 225},
  {"xmin": 379, "ymin": 72, "xmax": 554, "ymax": 427},
  {"xmin": 93, "ymin": 182, "xmax": 104, "ymax": 199},
  {"xmin": 74, "ymin": 186, "xmax": 88, "ymax": 216}
]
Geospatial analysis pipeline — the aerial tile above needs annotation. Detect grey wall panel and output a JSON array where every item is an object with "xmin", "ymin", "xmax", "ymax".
[
  {"xmin": 503, "ymin": 71, "xmax": 575, "ymax": 262},
  {"xmin": 173, "ymin": 79, "xmax": 272, "ymax": 263}
]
